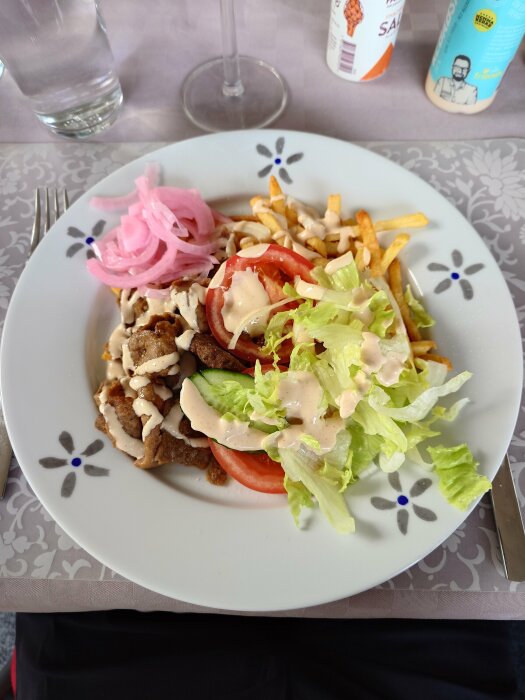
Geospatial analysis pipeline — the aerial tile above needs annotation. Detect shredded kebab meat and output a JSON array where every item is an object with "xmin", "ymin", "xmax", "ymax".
[{"xmin": 93, "ymin": 278, "xmax": 240, "ymax": 485}]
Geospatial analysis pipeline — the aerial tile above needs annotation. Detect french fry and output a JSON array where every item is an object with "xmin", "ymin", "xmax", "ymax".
[
  {"xmin": 325, "ymin": 241, "xmax": 343, "ymax": 256},
  {"xmin": 250, "ymin": 194, "xmax": 287, "ymax": 232},
  {"xmin": 306, "ymin": 236, "xmax": 327, "ymax": 257},
  {"xmin": 411, "ymin": 340, "xmax": 437, "ymax": 356},
  {"xmin": 375, "ymin": 213, "xmax": 429, "ymax": 232},
  {"xmin": 327, "ymin": 194, "xmax": 341, "ymax": 216},
  {"xmin": 380, "ymin": 233, "xmax": 410, "ymax": 273},
  {"xmin": 418, "ymin": 353, "xmax": 453, "ymax": 371},
  {"xmin": 269, "ymin": 176, "xmax": 286, "ymax": 216},
  {"xmin": 229, "ymin": 214, "xmax": 258, "ymax": 222},
  {"xmin": 250, "ymin": 195, "xmax": 265, "ymax": 209},
  {"xmin": 312, "ymin": 257, "xmax": 329, "ymax": 267},
  {"xmin": 389, "ymin": 258, "xmax": 421, "ymax": 342},
  {"xmin": 325, "ymin": 239, "xmax": 356, "ymax": 256},
  {"xmin": 239, "ymin": 236, "xmax": 256, "ymax": 249},
  {"xmin": 280, "ymin": 233, "xmax": 293, "ymax": 250},
  {"xmin": 356, "ymin": 209, "xmax": 382, "ymax": 277},
  {"xmin": 256, "ymin": 209, "xmax": 286, "ymax": 234},
  {"xmin": 355, "ymin": 245, "xmax": 371, "ymax": 272},
  {"xmin": 289, "ymin": 224, "xmax": 304, "ymax": 236},
  {"xmin": 341, "ymin": 217, "xmax": 357, "ymax": 227},
  {"xmin": 285, "ymin": 205, "xmax": 299, "ymax": 226},
  {"xmin": 231, "ymin": 221, "xmax": 272, "ymax": 242}
]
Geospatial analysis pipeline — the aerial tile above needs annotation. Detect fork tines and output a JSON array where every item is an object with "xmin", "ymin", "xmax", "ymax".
[{"xmin": 31, "ymin": 188, "xmax": 70, "ymax": 254}]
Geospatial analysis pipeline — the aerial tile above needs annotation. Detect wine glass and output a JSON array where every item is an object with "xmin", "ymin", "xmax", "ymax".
[{"xmin": 182, "ymin": 0, "xmax": 287, "ymax": 132}]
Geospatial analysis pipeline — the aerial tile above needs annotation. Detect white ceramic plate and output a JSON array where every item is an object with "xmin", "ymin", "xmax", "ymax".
[{"xmin": 1, "ymin": 130, "xmax": 522, "ymax": 612}]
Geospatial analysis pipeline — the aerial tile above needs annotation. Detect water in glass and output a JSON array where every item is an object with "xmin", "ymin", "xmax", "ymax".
[{"xmin": 0, "ymin": 0, "xmax": 122, "ymax": 138}]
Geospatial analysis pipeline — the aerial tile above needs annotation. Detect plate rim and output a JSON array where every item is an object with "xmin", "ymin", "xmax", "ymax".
[{"xmin": 1, "ymin": 129, "xmax": 523, "ymax": 611}]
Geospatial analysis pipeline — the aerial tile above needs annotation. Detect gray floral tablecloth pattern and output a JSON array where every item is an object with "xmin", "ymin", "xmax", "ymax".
[{"xmin": 0, "ymin": 139, "xmax": 524, "ymax": 617}]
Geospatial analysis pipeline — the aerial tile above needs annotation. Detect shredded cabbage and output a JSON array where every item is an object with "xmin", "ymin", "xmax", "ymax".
[{"xmin": 188, "ymin": 253, "xmax": 485, "ymax": 533}]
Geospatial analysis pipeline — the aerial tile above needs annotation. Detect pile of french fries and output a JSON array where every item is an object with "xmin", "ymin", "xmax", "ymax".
[{"xmin": 227, "ymin": 175, "xmax": 451, "ymax": 371}]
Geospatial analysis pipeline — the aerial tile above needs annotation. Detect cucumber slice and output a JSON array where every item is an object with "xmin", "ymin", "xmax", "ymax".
[
  {"xmin": 189, "ymin": 370, "xmax": 253, "ymax": 421},
  {"xmin": 188, "ymin": 369, "xmax": 277, "ymax": 435},
  {"xmin": 199, "ymin": 369, "xmax": 254, "ymax": 389}
]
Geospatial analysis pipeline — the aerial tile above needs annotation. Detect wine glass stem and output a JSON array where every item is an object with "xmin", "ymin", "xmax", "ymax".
[{"xmin": 220, "ymin": 0, "xmax": 244, "ymax": 98}]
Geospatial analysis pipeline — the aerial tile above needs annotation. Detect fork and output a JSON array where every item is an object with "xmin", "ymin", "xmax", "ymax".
[{"xmin": 0, "ymin": 188, "xmax": 69, "ymax": 498}]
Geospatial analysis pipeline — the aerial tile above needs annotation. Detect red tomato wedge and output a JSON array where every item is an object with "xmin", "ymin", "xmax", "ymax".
[
  {"xmin": 209, "ymin": 440, "xmax": 286, "ymax": 494},
  {"xmin": 206, "ymin": 244, "xmax": 314, "ymax": 364}
]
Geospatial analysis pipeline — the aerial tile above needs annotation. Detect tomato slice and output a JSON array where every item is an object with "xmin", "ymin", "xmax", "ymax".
[
  {"xmin": 206, "ymin": 244, "xmax": 314, "ymax": 364},
  {"xmin": 208, "ymin": 439, "xmax": 286, "ymax": 494}
]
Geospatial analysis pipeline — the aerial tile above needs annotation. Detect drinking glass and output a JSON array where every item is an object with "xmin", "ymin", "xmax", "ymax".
[
  {"xmin": 0, "ymin": 0, "xmax": 122, "ymax": 139},
  {"xmin": 182, "ymin": 0, "xmax": 287, "ymax": 132}
]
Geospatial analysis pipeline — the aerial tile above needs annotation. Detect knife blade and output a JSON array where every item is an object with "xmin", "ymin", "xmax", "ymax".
[
  {"xmin": 490, "ymin": 455, "xmax": 525, "ymax": 582},
  {"xmin": 0, "ymin": 415, "xmax": 12, "ymax": 498}
]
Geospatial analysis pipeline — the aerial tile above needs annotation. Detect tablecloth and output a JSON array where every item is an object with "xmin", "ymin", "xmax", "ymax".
[
  {"xmin": 0, "ymin": 137, "xmax": 524, "ymax": 617},
  {"xmin": 0, "ymin": 0, "xmax": 524, "ymax": 144}
]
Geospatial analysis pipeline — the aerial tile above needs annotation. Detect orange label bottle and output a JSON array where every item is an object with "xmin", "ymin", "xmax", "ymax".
[{"xmin": 326, "ymin": 0, "xmax": 407, "ymax": 81}]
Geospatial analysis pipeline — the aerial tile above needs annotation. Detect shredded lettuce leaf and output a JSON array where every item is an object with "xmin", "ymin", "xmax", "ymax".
[
  {"xmin": 188, "ymin": 255, "xmax": 483, "ymax": 532},
  {"xmin": 285, "ymin": 476, "xmax": 314, "ymax": 527},
  {"xmin": 428, "ymin": 444, "xmax": 491, "ymax": 510},
  {"xmin": 280, "ymin": 447, "xmax": 355, "ymax": 534},
  {"xmin": 404, "ymin": 285, "xmax": 435, "ymax": 329}
]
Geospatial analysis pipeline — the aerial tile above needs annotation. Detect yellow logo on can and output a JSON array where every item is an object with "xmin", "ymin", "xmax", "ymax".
[{"xmin": 474, "ymin": 9, "xmax": 496, "ymax": 31}]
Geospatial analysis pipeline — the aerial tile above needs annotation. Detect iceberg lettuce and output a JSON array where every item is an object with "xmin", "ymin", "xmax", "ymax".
[
  {"xmin": 189, "ymin": 254, "xmax": 484, "ymax": 532},
  {"xmin": 280, "ymin": 446, "xmax": 355, "ymax": 534},
  {"xmin": 404, "ymin": 284, "xmax": 435, "ymax": 329},
  {"xmin": 428, "ymin": 444, "xmax": 491, "ymax": 510}
]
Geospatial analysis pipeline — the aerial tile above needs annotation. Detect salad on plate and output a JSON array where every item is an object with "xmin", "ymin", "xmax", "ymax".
[{"xmin": 88, "ymin": 167, "xmax": 491, "ymax": 534}]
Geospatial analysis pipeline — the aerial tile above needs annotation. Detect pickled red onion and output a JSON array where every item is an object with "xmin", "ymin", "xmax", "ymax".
[
  {"xmin": 86, "ymin": 165, "xmax": 223, "ymax": 289},
  {"xmin": 89, "ymin": 163, "xmax": 160, "ymax": 212}
]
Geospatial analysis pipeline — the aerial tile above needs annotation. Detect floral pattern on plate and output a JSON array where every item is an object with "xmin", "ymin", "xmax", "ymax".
[
  {"xmin": 66, "ymin": 220, "xmax": 106, "ymax": 260},
  {"xmin": 256, "ymin": 136, "xmax": 303, "ymax": 183},
  {"xmin": 371, "ymin": 473, "xmax": 436, "ymax": 535},
  {"xmin": 427, "ymin": 250, "xmax": 485, "ymax": 300},
  {"xmin": 39, "ymin": 432, "xmax": 108, "ymax": 498}
]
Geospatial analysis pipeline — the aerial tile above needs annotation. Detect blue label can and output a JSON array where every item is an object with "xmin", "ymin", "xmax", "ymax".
[{"xmin": 425, "ymin": 0, "xmax": 525, "ymax": 113}]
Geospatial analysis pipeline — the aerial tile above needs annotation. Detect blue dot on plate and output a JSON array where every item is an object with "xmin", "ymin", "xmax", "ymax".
[
  {"xmin": 274, "ymin": 157, "xmax": 282, "ymax": 165},
  {"xmin": 397, "ymin": 495, "xmax": 409, "ymax": 506},
  {"xmin": 451, "ymin": 271, "xmax": 460, "ymax": 280},
  {"xmin": 85, "ymin": 236, "xmax": 95, "ymax": 245},
  {"xmin": 71, "ymin": 457, "xmax": 82, "ymax": 467}
]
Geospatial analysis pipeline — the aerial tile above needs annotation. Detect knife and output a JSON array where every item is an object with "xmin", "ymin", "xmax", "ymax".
[{"xmin": 491, "ymin": 455, "xmax": 525, "ymax": 582}]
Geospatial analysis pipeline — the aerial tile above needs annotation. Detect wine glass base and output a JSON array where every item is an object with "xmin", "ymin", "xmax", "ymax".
[{"xmin": 182, "ymin": 56, "xmax": 287, "ymax": 132}]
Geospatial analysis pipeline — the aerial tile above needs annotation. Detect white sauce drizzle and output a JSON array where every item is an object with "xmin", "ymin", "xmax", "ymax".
[
  {"xmin": 361, "ymin": 332, "xmax": 406, "ymax": 387},
  {"xmin": 180, "ymin": 379, "xmax": 267, "ymax": 451},
  {"xmin": 132, "ymin": 398, "xmax": 164, "ymax": 440},
  {"xmin": 99, "ymin": 403, "xmax": 145, "ymax": 459},
  {"xmin": 221, "ymin": 269, "xmax": 271, "ymax": 338},
  {"xmin": 121, "ymin": 343, "xmax": 135, "ymax": 374},
  {"xmin": 134, "ymin": 352, "xmax": 179, "ymax": 376},
  {"xmin": 108, "ymin": 324, "xmax": 129, "ymax": 359},
  {"xmin": 129, "ymin": 376, "xmax": 150, "ymax": 391},
  {"xmin": 106, "ymin": 360, "xmax": 125, "ymax": 380},
  {"xmin": 175, "ymin": 329, "xmax": 195, "ymax": 351},
  {"xmin": 162, "ymin": 403, "xmax": 208, "ymax": 448},
  {"xmin": 274, "ymin": 371, "xmax": 343, "ymax": 452}
]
